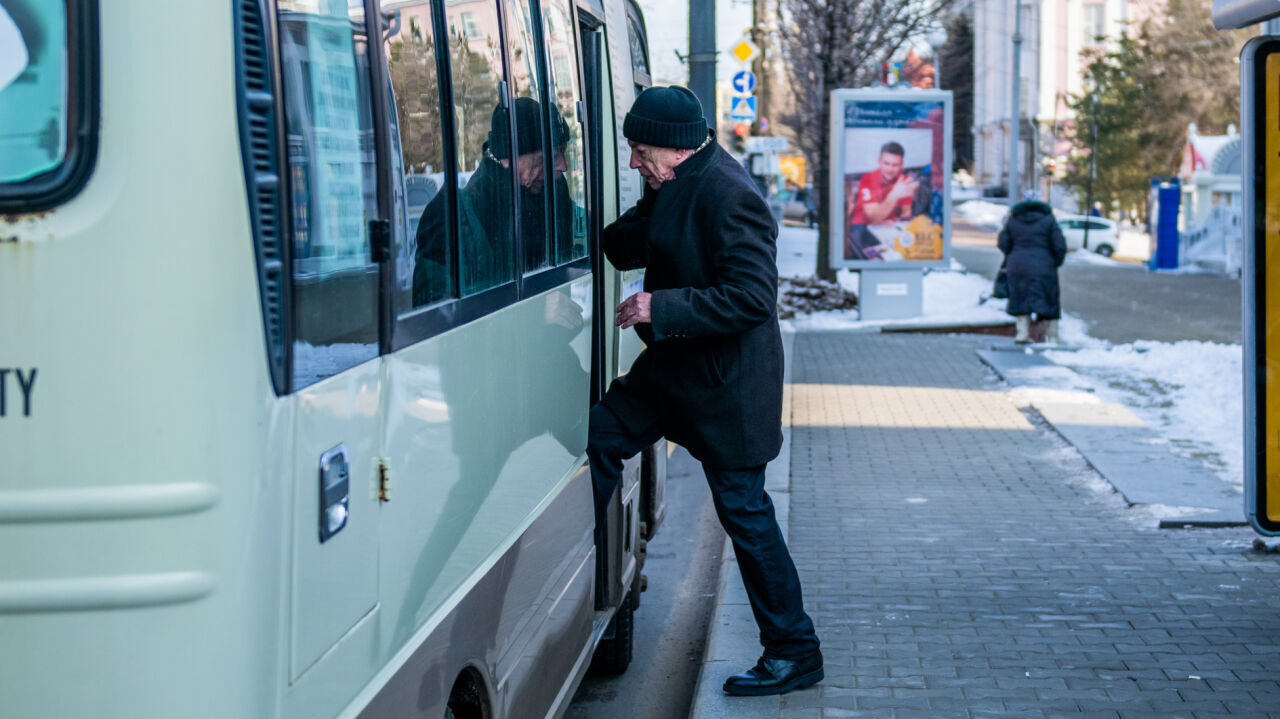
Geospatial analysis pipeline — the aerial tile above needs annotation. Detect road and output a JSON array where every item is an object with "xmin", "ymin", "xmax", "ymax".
[
  {"xmin": 565, "ymin": 447, "xmax": 722, "ymax": 719},
  {"xmin": 952, "ymin": 220, "xmax": 1242, "ymax": 344}
]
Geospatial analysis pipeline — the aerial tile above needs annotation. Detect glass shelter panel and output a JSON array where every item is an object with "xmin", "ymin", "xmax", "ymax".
[
  {"xmin": 445, "ymin": 0, "xmax": 515, "ymax": 295},
  {"xmin": 540, "ymin": 0, "xmax": 588, "ymax": 264},
  {"xmin": 277, "ymin": 0, "xmax": 381, "ymax": 389}
]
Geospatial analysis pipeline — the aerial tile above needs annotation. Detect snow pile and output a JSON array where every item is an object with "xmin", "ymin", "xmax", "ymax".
[
  {"xmin": 1044, "ymin": 341, "xmax": 1243, "ymax": 487},
  {"xmin": 954, "ymin": 200, "xmax": 1008, "ymax": 231},
  {"xmin": 776, "ymin": 225, "xmax": 822, "ymax": 280},
  {"xmin": 786, "ymin": 266, "xmax": 1011, "ymax": 331},
  {"xmin": 777, "ymin": 276, "xmax": 858, "ymax": 319},
  {"xmin": 774, "ymin": 225, "xmax": 1013, "ymax": 330}
]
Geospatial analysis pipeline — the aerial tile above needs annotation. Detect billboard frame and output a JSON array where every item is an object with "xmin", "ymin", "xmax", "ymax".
[
  {"xmin": 828, "ymin": 87, "xmax": 953, "ymax": 271},
  {"xmin": 1242, "ymin": 36, "xmax": 1280, "ymax": 536}
]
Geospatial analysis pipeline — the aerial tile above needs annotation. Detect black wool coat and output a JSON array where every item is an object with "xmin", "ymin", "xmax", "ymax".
[
  {"xmin": 601, "ymin": 140, "xmax": 783, "ymax": 470},
  {"xmin": 997, "ymin": 200, "xmax": 1067, "ymax": 319}
]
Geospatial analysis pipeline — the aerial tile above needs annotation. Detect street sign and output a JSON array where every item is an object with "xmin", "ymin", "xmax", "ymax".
[
  {"xmin": 731, "ymin": 70, "xmax": 757, "ymax": 95},
  {"xmin": 1242, "ymin": 36, "xmax": 1280, "ymax": 535},
  {"xmin": 744, "ymin": 136, "xmax": 788, "ymax": 153},
  {"xmin": 728, "ymin": 95, "xmax": 757, "ymax": 121},
  {"xmin": 729, "ymin": 37, "xmax": 759, "ymax": 64}
]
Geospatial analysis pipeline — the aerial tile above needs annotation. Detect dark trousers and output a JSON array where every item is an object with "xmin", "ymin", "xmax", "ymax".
[{"xmin": 587, "ymin": 402, "xmax": 820, "ymax": 660}]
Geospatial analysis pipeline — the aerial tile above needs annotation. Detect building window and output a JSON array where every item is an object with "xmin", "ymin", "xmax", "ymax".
[
  {"xmin": 1083, "ymin": 4, "xmax": 1105, "ymax": 46},
  {"xmin": 0, "ymin": 0, "xmax": 98, "ymax": 212},
  {"xmin": 460, "ymin": 12, "xmax": 480, "ymax": 40}
]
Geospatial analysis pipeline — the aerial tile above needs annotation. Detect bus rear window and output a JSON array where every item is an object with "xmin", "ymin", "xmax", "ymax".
[{"xmin": 0, "ymin": 0, "xmax": 97, "ymax": 211}]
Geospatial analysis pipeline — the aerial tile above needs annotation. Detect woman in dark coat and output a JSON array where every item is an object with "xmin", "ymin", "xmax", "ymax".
[{"xmin": 997, "ymin": 196, "xmax": 1067, "ymax": 343}]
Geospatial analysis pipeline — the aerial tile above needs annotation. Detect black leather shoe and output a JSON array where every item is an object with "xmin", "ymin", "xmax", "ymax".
[{"xmin": 722, "ymin": 653, "xmax": 824, "ymax": 696}]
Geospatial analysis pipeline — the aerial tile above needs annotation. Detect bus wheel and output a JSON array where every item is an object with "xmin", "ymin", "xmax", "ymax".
[{"xmin": 589, "ymin": 590, "xmax": 635, "ymax": 675}]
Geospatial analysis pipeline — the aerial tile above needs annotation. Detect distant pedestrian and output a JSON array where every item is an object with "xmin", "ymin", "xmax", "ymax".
[
  {"xmin": 588, "ymin": 85, "xmax": 823, "ymax": 696},
  {"xmin": 998, "ymin": 192, "xmax": 1067, "ymax": 343}
]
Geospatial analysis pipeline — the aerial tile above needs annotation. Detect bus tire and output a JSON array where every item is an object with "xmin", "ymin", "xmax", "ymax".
[{"xmin": 590, "ymin": 590, "xmax": 635, "ymax": 675}]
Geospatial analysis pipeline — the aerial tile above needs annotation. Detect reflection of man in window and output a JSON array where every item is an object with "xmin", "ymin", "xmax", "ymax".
[
  {"xmin": 845, "ymin": 141, "xmax": 917, "ymax": 260},
  {"xmin": 412, "ymin": 97, "xmax": 572, "ymax": 304}
]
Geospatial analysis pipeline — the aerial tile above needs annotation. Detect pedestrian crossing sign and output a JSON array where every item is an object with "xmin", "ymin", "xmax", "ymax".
[{"xmin": 728, "ymin": 96, "xmax": 757, "ymax": 121}]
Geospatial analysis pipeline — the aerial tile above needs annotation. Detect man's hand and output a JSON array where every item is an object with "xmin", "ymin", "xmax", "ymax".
[
  {"xmin": 544, "ymin": 290, "xmax": 585, "ymax": 331},
  {"xmin": 615, "ymin": 292, "xmax": 652, "ymax": 329},
  {"xmin": 886, "ymin": 176, "xmax": 919, "ymax": 203}
]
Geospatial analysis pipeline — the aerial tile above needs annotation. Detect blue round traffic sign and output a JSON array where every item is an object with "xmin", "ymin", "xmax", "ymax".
[{"xmin": 731, "ymin": 70, "xmax": 757, "ymax": 94}]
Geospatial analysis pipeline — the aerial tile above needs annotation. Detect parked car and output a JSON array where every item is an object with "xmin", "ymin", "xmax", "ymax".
[
  {"xmin": 773, "ymin": 186, "xmax": 818, "ymax": 227},
  {"xmin": 1056, "ymin": 214, "xmax": 1118, "ymax": 256}
]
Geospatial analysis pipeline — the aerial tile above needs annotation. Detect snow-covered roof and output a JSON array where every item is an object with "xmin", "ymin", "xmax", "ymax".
[{"xmin": 1181, "ymin": 124, "xmax": 1241, "ymax": 179}]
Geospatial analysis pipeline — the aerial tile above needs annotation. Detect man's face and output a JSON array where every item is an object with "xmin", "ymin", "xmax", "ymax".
[
  {"xmin": 511, "ymin": 147, "xmax": 567, "ymax": 195},
  {"xmin": 878, "ymin": 152, "xmax": 904, "ymax": 184},
  {"xmin": 629, "ymin": 141, "xmax": 688, "ymax": 189}
]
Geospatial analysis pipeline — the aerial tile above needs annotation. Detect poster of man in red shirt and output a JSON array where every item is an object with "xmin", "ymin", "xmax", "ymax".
[
  {"xmin": 833, "ymin": 94, "xmax": 951, "ymax": 267},
  {"xmin": 846, "ymin": 142, "xmax": 917, "ymax": 259}
]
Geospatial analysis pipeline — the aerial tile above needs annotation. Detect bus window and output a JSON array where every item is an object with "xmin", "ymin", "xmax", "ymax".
[
  {"xmin": 277, "ymin": 0, "xmax": 381, "ymax": 389},
  {"xmin": 0, "ymin": 0, "xmax": 96, "ymax": 210},
  {"xmin": 540, "ymin": 0, "xmax": 588, "ymax": 265},
  {"xmin": 443, "ymin": 0, "xmax": 515, "ymax": 296},
  {"xmin": 381, "ymin": 1, "xmax": 450, "ymax": 310},
  {"xmin": 624, "ymin": 1, "xmax": 650, "ymax": 90},
  {"xmin": 502, "ymin": 0, "xmax": 553, "ymax": 275}
]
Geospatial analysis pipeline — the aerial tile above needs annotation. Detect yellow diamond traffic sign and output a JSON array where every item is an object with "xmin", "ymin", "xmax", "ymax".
[{"xmin": 730, "ymin": 37, "xmax": 759, "ymax": 64}]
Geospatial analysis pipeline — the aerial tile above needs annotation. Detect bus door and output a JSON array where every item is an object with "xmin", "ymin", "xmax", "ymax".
[{"xmin": 276, "ymin": 2, "xmax": 385, "ymax": 683}]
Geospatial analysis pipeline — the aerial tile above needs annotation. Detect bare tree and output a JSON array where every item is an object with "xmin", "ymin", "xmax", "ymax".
[{"xmin": 778, "ymin": 0, "xmax": 952, "ymax": 280}]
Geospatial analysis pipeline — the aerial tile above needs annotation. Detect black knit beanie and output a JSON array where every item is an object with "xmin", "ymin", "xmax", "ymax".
[
  {"xmin": 489, "ymin": 97, "xmax": 571, "ymax": 159},
  {"xmin": 623, "ymin": 86, "xmax": 708, "ymax": 149}
]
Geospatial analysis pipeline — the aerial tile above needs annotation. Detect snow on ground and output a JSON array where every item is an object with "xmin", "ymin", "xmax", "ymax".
[
  {"xmin": 777, "ymin": 225, "xmax": 1009, "ymax": 332},
  {"xmin": 776, "ymin": 224, "xmax": 1243, "ymax": 489},
  {"xmin": 1044, "ymin": 341, "xmax": 1243, "ymax": 488},
  {"xmin": 954, "ymin": 199, "xmax": 1008, "ymax": 231},
  {"xmin": 1064, "ymin": 249, "xmax": 1127, "ymax": 267}
]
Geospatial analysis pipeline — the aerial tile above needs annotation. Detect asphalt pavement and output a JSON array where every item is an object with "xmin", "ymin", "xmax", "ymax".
[
  {"xmin": 950, "ymin": 219, "xmax": 1242, "ymax": 345},
  {"xmin": 566, "ymin": 445, "xmax": 722, "ymax": 718}
]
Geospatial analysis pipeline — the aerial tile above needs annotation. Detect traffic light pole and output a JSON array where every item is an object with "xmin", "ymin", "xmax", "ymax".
[
  {"xmin": 689, "ymin": 0, "xmax": 716, "ymax": 129},
  {"xmin": 1009, "ymin": 0, "xmax": 1023, "ymax": 202}
]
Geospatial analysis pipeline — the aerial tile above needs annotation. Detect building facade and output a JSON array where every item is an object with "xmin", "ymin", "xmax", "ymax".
[{"xmin": 972, "ymin": 0, "xmax": 1135, "ymax": 197}]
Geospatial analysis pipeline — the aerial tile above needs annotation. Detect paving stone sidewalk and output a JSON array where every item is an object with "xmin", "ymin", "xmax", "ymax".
[{"xmin": 691, "ymin": 332, "xmax": 1280, "ymax": 719}]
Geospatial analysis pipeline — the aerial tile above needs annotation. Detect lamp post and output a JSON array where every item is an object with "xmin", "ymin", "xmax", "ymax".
[
  {"xmin": 1009, "ymin": 0, "xmax": 1024, "ymax": 202},
  {"xmin": 1084, "ymin": 89, "xmax": 1098, "ymax": 249},
  {"xmin": 927, "ymin": 28, "xmax": 947, "ymax": 89}
]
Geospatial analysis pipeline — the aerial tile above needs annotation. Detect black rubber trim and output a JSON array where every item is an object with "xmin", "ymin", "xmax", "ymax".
[
  {"xmin": 364, "ymin": 0, "xmax": 396, "ymax": 356},
  {"xmin": 1251, "ymin": 39, "xmax": 1280, "ymax": 535},
  {"xmin": 522, "ymin": 256, "xmax": 591, "ymax": 296},
  {"xmin": 391, "ymin": 281, "xmax": 520, "ymax": 352},
  {"xmin": 234, "ymin": 0, "xmax": 291, "ymax": 395},
  {"xmin": 0, "ymin": 0, "xmax": 100, "ymax": 213}
]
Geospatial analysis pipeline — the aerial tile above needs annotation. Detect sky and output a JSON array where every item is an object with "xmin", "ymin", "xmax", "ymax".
[{"xmin": 635, "ymin": 0, "xmax": 755, "ymax": 86}]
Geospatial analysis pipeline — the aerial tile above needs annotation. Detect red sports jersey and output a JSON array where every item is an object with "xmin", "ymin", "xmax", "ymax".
[{"xmin": 849, "ymin": 172, "xmax": 913, "ymax": 225}]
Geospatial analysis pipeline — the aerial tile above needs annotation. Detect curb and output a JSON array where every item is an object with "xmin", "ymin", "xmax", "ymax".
[
  {"xmin": 976, "ymin": 344, "xmax": 1246, "ymax": 528},
  {"xmin": 686, "ymin": 325, "xmax": 795, "ymax": 719}
]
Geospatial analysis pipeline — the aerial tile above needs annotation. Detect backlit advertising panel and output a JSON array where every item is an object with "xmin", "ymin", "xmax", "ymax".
[{"xmin": 828, "ymin": 88, "xmax": 952, "ymax": 270}]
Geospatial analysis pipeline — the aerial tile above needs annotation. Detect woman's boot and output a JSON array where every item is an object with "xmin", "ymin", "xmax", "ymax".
[
  {"xmin": 1045, "ymin": 319, "xmax": 1059, "ymax": 344},
  {"xmin": 1014, "ymin": 315, "xmax": 1031, "ymax": 344}
]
